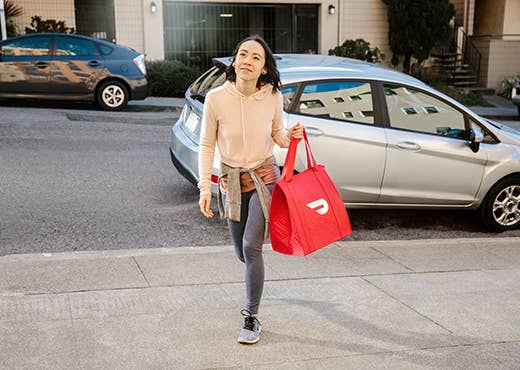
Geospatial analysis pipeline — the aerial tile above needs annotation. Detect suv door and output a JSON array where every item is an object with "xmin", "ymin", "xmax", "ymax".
[
  {"xmin": 0, "ymin": 35, "xmax": 53, "ymax": 96},
  {"xmin": 49, "ymin": 35, "xmax": 105, "ymax": 96},
  {"xmin": 379, "ymin": 83, "xmax": 487, "ymax": 205},
  {"xmin": 286, "ymin": 80, "xmax": 387, "ymax": 203}
]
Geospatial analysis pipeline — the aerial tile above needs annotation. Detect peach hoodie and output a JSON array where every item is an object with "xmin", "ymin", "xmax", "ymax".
[{"xmin": 198, "ymin": 80, "xmax": 290, "ymax": 196}]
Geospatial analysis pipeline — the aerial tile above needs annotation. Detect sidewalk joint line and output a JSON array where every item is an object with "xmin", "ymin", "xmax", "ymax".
[
  {"xmin": 132, "ymin": 256, "xmax": 151, "ymax": 288},
  {"xmin": 369, "ymin": 246, "xmax": 415, "ymax": 272},
  {"xmin": 65, "ymin": 293, "xmax": 82, "ymax": 367},
  {"xmin": 11, "ymin": 267, "xmax": 499, "ymax": 296},
  {"xmin": 361, "ymin": 277, "xmax": 455, "ymax": 335}
]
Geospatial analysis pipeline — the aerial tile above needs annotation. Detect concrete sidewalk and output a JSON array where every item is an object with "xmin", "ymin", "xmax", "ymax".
[{"xmin": 1, "ymin": 238, "xmax": 520, "ymax": 369}]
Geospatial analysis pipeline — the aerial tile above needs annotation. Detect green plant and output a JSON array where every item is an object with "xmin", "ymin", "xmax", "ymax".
[
  {"xmin": 25, "ymin": 15, "xmax": 75, "ymax": 34},
  {"xmin": 5, "ymin": 0, "xmax": 23, "ymax": 37},
  {"xmin": 328, "ymin": 38, "xmax": 385, "ymax": 63},
  {"xmin": 145, "ymin": 60, "xmax": 201, "ymax": 97},
  {"xmin": 498, "ymin": 75, "xmax": 520, "ymax": 100},
  {"xmin": 382, "ymin": 0, "xmax": 455, "ymax": 74}
]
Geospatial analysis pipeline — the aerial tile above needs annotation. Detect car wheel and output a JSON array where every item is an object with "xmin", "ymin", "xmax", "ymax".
[
  {"xmin": 96, "ymin": 80, "xmax": 129, "ymax": 111},
  {"xmin": 480, "ymin": 175, "xmax": 520, "ymax": 231}
]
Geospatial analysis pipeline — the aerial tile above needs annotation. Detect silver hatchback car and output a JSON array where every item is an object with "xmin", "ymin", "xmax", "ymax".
[{"xmin": 170, "ymin": 54, "xmax": 520, "ymax": 231}]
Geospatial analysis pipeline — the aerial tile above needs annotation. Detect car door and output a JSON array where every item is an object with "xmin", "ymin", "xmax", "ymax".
[
  {"xmin": 48, "ymin": 35, "xmax": 105, "ymax": 95},
  {"xmin": 379, "ymin": 83, "xmax": 487, "ymax": 205},
  {"xmin": 286, "ymin": 80, "xmax": 387, "ymax": 203},
  {"xmin": 0, "ymin": 35, "xmax": 53, "ymax": 96}
]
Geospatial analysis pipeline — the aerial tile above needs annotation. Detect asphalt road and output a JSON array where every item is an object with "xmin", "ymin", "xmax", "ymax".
[{"xmin": 1, "ymin": 102, "xmax": 519, "ymax": 256}]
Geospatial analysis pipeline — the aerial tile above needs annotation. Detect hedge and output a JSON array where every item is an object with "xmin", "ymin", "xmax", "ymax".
[{"xmin": 145, "ymin": 60, "xmax": 201, "ymax": 97}]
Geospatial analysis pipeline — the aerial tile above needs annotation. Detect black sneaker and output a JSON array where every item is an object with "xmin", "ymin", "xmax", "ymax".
[{"xmin": 237, "ymin": 309, "xmax": 262, "ymax": 344}]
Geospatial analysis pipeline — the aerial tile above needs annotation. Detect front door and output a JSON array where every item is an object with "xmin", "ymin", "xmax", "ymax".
[
  {"xmin": 379, "ymin": 84, "xmax": 487, "ymax": 205},
  {"xmin": 0, "ymin": 35, "xmax": 53, "ymax": 96}
]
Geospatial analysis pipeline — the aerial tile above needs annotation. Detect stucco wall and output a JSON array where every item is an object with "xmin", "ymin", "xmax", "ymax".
[
  {"xmin": 503, "ymin": 0, "xmax": 520, "ymax": 39},
  {"xmin": 10, "ymin": 0, "xmax": 76, "ymax": 34},
  {"xmin": 114, "ymin": 0, "xmax": 144, "ymax": 53},
  {"xmin": 475, "ymin": 39, "xmax": 520, "ymax": 90},
  {"xmin": 341, "ymin": 0, "xmax": 390, "ymax": 64},
  {"xmin": 450, "ymin": 0, "xmax": 465, "ymax": 27}
]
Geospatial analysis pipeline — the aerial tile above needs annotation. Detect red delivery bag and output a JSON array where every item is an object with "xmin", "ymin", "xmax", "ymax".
[{"xmin": 270, "ymin": 130, "xmax": 352, "ymax": 256}]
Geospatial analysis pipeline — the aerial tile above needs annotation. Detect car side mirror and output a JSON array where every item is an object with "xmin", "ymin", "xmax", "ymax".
[{"xmin": 469, "ymin": 127, "xmax": 484, "ymax": 153}]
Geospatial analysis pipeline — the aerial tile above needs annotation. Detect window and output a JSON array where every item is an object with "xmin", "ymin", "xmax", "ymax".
[
  {"xmin": 56, "ymin": 37, "xmax": 98, "ymax": 56},
  {"xmin": 384, "ymin": 84, "xmax": 466, "ymax": 139},
  {"xmin": 192, "ymin": 67, "xmax": 226, "ymax": 96},
  {"xmin": 2, "ymin": 36, "xmax": 51, "ymax": 56},
  {"xmin": 297, "ymin": 81, "xmax": 374, "ymax": 124},
  {"xmin": 282, "ymin": 85, "xmax": 297, "ymax": 110}
]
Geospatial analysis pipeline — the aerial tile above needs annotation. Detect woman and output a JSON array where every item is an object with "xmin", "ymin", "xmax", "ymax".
[{"xmin": 198, "ymin": 35, "xmax": 304, "ymax": 344}]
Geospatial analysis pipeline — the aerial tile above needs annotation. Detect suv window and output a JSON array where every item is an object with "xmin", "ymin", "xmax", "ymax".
[
  {"xmin": 384, "ymin": 84, "xmax": 466, "ymax": 139},
  {"xmin": 297, "ymin": 81, "xmax": 374, "ymax": 124},
  {"xmin": 55, "ymin": 36, "xmax": 98, "ymax": 56},
  {"xmin": 2, "ymin": 36, "xmax": 51, "ymax": 56}
]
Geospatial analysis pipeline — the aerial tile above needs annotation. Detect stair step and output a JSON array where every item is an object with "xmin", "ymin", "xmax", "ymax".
[
  {"xmin": 453, "ymin": 81, "xmax": 479, "ymax": 86},
  {"xmin": 465, "ymin": 87, "xmax": 495, "ymax": 95},
  {"xmin": 450, "ymin": 75, "xmax": 478, "ymax": 80}
]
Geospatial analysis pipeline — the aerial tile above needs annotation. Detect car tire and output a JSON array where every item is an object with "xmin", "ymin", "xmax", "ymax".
[
  {"xmin": 96, "ymin": 80, "xmax": 129, "ymax": 111},
  {"xmin": 480, "ymin": 175, "xmax": 520, "ymax": 231}
]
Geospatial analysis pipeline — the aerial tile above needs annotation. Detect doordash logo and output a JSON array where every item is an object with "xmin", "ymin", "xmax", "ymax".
[{"xmin": 306, "ymin": 198, "xmax": 329, "ymax": 215}]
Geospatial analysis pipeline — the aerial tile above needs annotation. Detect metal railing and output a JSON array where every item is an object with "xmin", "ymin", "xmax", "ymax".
[{"xmin": 457, "ymin": 27, "xmax": 482, "ymax": 81}]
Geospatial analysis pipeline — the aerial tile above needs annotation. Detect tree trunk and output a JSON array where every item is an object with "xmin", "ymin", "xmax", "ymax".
[{"xmin": 403, "ymin": 51, "xmax": 412, "ymax": 74}]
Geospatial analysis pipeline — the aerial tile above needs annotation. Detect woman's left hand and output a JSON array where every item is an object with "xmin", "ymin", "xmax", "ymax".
[{"xmin": 288, "ymin": 123, "xmax": 304, "ymax": 141}]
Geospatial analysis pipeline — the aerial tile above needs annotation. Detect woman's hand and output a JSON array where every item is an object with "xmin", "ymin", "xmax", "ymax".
[
  {"xmin": 287, "ymin": 123, "xmax": 304, "ymax": 141},
  {"xmin": 199, "ymin": 194, "xmax": 214, "ymax": 218}
]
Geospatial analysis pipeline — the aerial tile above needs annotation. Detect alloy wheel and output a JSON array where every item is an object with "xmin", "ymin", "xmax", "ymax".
[
  {"xmin": 102, "ymin": 85, "xmax": 125, "ymax": 108},
  {"xmin": 492, "ymin": 185, "xmax": 520, "ymax": 227}
]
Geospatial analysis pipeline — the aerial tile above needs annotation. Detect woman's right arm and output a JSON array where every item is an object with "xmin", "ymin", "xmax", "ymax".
[{"xmin": 198, "ymin": 94, "xmax": 217, "ymax": 218}]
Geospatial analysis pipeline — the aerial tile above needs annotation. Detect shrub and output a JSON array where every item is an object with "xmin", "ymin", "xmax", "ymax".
[
  {"xmin": 498, "ymin": 75, "xmax": 520, "ymax": 100},
  {"xmin": 5, "ymin": 0, "xmax": 23, "ymax": 37},
  {"xmin": 328, "ymin": 39, "xmax": 384, "ymax": 64},
  {"xmin": 145, "ymin": 60, "xmax": 200, "ymax": 97},
  {"xmin": 25, "ymin": 15, "xmax": 75, "ymax": 34}
]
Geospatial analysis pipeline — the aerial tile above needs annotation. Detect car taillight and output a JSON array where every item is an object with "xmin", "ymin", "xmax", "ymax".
[
  {"xmin": 513, "ymin": 87, "xmax": 517, "ymax": 98},
  {"xmin": 133, "ymin": 55, "xmax": 146, "ymax": 76},
  {"xmin": 211, "ymin": 175, "xmax": 219, "ymax": 184}
]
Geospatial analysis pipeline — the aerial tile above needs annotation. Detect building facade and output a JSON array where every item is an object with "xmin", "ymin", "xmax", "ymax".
[{"xmin": 8, "ymin": 0, "xmax": 520, "ymax": 91}]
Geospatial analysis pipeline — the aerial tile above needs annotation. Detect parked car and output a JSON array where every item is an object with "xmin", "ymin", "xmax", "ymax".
[
  {"xmin": 0, "ymin": 33, "xmax": 148, "ymax": 110},
  {"xmin": 170, "ymin": 54, "xmax": 520, "ymax": 231},
  {"xmin": 512, "ymin": 81, "xmax": 520, "ymax": 116}
]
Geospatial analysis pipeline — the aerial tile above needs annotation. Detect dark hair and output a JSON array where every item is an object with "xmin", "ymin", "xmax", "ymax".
[{"xmin": 225, "ymin": 35, "xmax": 281, "ymax": 93}]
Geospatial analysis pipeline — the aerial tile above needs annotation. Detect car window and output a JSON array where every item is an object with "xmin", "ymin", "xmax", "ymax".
[
  {"xmin": 192, "ymin": 67, "xmax": 226, "ymax": 95},
  {"xmin": 282, "ymin": 85, "xmax": 298, "ymax": 111},
  {"xmin": 384, "ymin": 84, "xmax": 466, "ymax": 139},
  {"xmin": 297, "ymin": 81, "xmax": 374, "ymax": 124},
  {"xmin": 1, "ymin": 36, "xmax": 51, "ymax": 56},
  {"xmin": 55, "ymin": 37, "xmax": 99, "ymax": 56}
]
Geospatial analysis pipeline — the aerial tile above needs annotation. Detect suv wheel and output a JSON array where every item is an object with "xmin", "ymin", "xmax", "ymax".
[
  {"xmin": 96, "ymin": 80, "xmax": 129, "ymax": 111},
  {"xmin": 480, "ymin": 175, "xmax": 520, "ymax": 231}
]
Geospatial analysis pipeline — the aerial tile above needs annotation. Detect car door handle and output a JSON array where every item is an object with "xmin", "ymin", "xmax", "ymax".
[
  {"xmin": 304, "ymin": 126, "xmax": 324, "ymax": 136},
  {"xmin": 396, "ymin": 141, "xmax": 421, "ymax": 151},
  {"xmin": 35, "ymin": 62, "xmax": 49, "ymax": 69},
  {"xmin": 88, "ymin": 61, "xmax": 101, "ymax": 67}
]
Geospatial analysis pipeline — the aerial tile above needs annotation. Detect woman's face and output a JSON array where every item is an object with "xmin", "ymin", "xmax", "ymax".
[{"xmin": 234, "ymin": 40, "xmax": 267, "ymax": 84}]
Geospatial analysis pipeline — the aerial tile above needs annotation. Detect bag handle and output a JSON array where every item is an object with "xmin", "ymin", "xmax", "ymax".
[{"xmin": 281, "ymin": 129, "xmax": 317, "ymax": 182}]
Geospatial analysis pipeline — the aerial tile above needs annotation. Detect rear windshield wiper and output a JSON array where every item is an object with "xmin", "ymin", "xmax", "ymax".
[{"xmin": 190, "ymin": 93, "xmax": 205, "ymax": 103}]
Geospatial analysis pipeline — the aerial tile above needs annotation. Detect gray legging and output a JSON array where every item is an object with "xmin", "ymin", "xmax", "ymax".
[{"xmin": 222, "ymin": 183, "xmax": 275, "ymax": 315}]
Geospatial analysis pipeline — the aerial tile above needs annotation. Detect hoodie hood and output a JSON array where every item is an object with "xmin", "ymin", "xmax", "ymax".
[{"xmin": 224, "ymin": 80, "xmax": 273, "ymax": 101}]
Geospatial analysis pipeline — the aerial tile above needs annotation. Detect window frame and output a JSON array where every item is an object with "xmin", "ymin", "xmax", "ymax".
[
  {"xmin": 0, "ymin": 35, "xmax": 53, "ymax": 58},
  {"xmin": 286, "ymin": 78, "xmax": 383, "ymax": 127}
]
